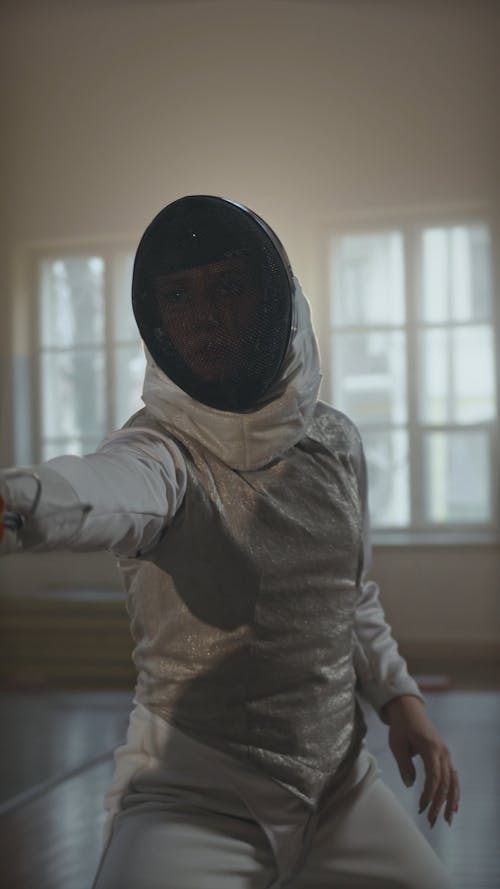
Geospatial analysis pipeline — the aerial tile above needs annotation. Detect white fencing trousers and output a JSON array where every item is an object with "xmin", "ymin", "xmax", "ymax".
[{"xmin": 92, "ymin": 702, "xmax": 454, "ymax": 889}]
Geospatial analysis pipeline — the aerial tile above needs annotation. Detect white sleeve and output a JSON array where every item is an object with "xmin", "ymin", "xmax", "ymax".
[
  {"xmin": 352, "ymin": 436, "xmax": 426, "ymax": 723},
  {"xmin": 0, "ymin": 427, "xmax": 187, "ymax": 558}
]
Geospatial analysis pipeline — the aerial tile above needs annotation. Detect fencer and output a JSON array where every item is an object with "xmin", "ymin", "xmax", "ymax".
[{"xmin": 0, "ymin": 196, "xmax": 458, "ymax": 888}]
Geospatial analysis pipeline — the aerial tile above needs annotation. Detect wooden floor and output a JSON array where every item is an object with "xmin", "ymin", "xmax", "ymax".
[{"xmin": 0, "ymin": 684, "xmax": 498, "ymax": 889}]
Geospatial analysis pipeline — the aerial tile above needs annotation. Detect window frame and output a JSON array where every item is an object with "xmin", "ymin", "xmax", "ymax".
[
  {"xmin": 316, "ymin": 204, "xmax": 500, "ymax": 546},
  {"xmin": 23, "ymin": 239, "xmax": 139, "ymax": 466}
]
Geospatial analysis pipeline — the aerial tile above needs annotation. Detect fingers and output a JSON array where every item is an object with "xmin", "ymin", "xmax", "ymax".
[
  {"xmin": 427, "ymin": 759, "xmax": 451, "ymax": 827},
  {"xmin": 444, "ymin": 769, "xmax": 460, "ymax": 825},
  {"xmin": 419, "ymin": 745, "xmax": 460, "ymax": 827},
  {"xmin": 418, "ymin": 745, "xmax": 442, "ymax": 819}
]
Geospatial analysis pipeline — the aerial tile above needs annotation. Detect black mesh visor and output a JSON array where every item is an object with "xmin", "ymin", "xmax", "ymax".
[{"xmin": 132, "ymin": 195, "xmax": 294, "ymax": 412}]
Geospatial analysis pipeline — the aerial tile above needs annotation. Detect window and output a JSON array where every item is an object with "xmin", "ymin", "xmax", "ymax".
[
  {"xmin": 326, "ymin": 218, "xmax": 499, "ymax": 542},
  {"xmin": 34, "ymin": 248, "xmax": 145, "ymax": 461}
]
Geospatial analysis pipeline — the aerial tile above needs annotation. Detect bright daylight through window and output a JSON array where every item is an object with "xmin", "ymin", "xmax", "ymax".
[
  {"xmin": 34, "ymin": 224, "xmax": 498, "ymax": 541},
  {"xmin": 37, "ymin": 250, "xmax": 146, "ymax": 461},
  {"xmin": 328, "ymin": 222, "xmax": 498, "ymax": 537}
]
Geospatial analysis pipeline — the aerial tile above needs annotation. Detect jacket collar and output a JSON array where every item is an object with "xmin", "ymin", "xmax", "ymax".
[{"xmin": 141, "ymin": 276, "xmax": 322, "ymax": 471}]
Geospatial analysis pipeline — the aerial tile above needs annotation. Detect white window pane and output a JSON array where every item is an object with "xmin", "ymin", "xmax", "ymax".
[
  {"xmin": 114, "ymin": 345, "xmax": 147, "ymax": 427},
  {"xmin": 41, "ymin": 437, "xmax": 103, "ymax": 460},
  {"xmin": 421, "ymin": 224, "xmax": 492, "ymax": 323},
  {"xmin": 40, "ymin": 350, "xmax": 106, "ymax": 440},
  {"xmin": 113, "ymin": 253, "xmax": 137, "ymax": 341},
  {"xmin": 361, "ymin": 429, "xmax": 409, "ymax": 527},
  {"xmin": 425, "ymin": 430, "xmax": 491, "ymax": 523},
  {"xmin": 454, "ymin": 327, "xmax": 496, "ymax": 423},
  {"xmin": 330, "ymin": 232, "xmax": 405, "ymax": 326},
  {"xmin": 40, "ymin": 257, "xmax": 105, "ymax": 347},
  {"xmin": 331, "ymin": 331, "xmax": 407, "ymax": 425},
  {"xmin": 419, "ymin": 328, "xmax": 448, "ymax": 423},
  {"xmin": 419, "ymin": 326, "xmax": 496, "ymax": 424}
]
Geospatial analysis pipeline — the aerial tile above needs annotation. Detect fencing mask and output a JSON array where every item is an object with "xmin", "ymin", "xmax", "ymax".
[{"xmin": 132, "ymin": 195, "xmax": 295, "ymax": 412}]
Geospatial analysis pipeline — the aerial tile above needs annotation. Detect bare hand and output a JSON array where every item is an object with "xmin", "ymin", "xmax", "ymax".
[{"xmin": 382, "ymin": 695, "xmax": 460, "ymax": 828}]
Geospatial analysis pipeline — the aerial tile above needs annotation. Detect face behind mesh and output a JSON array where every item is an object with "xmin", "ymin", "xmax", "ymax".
[{"xmin": 132, "ymin": 196, "xmax": 293, "ymax": 412}]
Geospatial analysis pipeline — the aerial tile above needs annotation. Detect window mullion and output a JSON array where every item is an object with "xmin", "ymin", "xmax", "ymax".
[
  {"xmin": 104, "ymin": 250, "xmax": 115, "ymax": 434},
  {"xmin": 405, "ymin": 223, "xmax": 423, "ymax": 529},
  {"xmin": 32, "ymin": 256, "xmax": 43, "ymax": 465},
  {"xmin": 490, "ymin": 215, "xmax": 500, "ymax": 533},
  {"xmin": 446, "ymin": 238, "xmax": 456, "ymax": 423}
]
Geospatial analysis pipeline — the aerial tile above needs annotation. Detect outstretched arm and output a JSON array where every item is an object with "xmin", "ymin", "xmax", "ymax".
[{"xmin": 0, "ymin": 427, "xmax": 187, "ymax": 557}]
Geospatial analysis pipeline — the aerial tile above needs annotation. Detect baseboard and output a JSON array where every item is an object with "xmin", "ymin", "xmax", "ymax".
[
  {"xmin": 401, "ymin": 639, "xmax": 500, "ymax": 689},
  {"xmin": 0, "ymin": 589, "xmax": 135, "ymax": 688}
]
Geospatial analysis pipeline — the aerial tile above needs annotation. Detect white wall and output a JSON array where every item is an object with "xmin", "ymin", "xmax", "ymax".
[{"xmin": 1, "ymin": 0, "xmax": 499, "ymax": 645}]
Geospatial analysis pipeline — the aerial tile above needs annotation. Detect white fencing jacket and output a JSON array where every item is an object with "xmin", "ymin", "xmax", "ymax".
[{"xmin": 0, "ymin": 276, "xmax": 424, "ymax": 802}]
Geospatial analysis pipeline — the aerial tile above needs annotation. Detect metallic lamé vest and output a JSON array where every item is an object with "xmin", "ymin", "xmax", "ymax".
[{"xmin": 118, "ymin": 402, "xmax": 368, "ymax": 807}]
